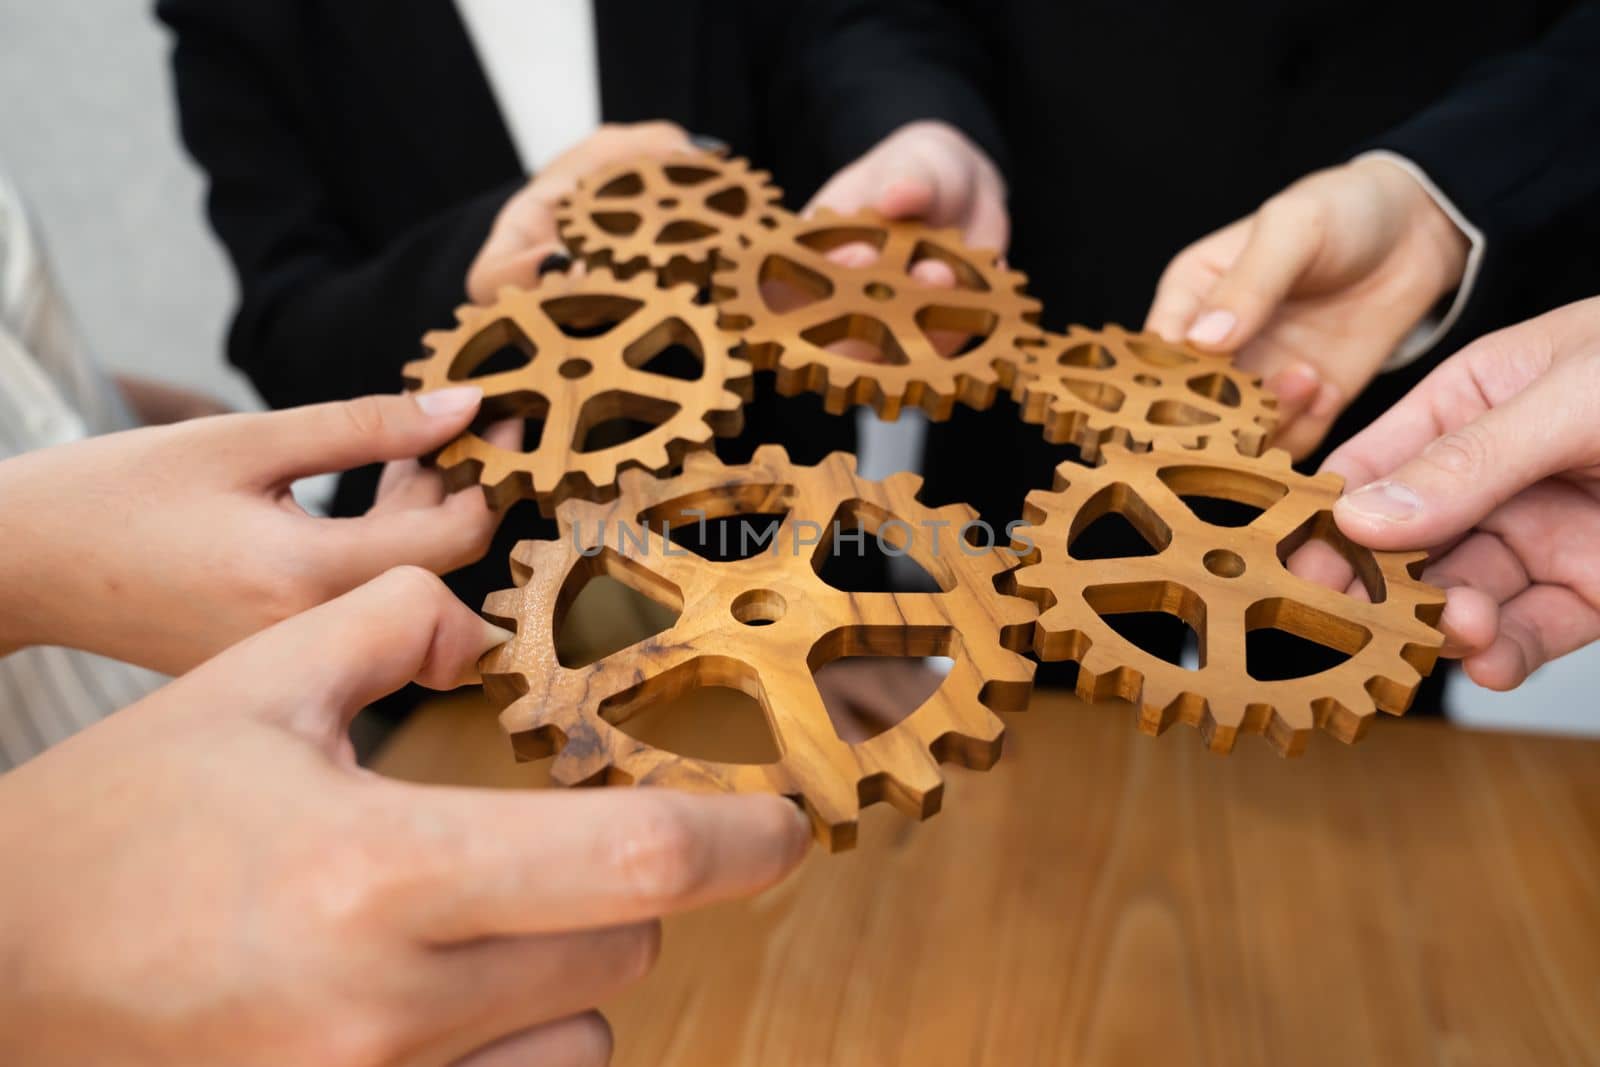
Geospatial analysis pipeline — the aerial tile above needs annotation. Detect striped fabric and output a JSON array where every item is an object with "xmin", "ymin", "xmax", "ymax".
[{"xmin": 0, "ymin": 170, "xmax": 165, "ymax": 771}]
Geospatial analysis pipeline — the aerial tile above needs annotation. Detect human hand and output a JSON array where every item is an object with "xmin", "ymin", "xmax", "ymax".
[
  {"xmin": 467, "ymin": 122, "xmax": 695, "ymax": 304},
  {"xmin": 1321, "ymin": 297, "xmax": 1600, "ymax": 690},
  {"xmin": 114, "ymin": 373, "xmax": 234, "ymax": 425},
  {"xmin": 0, "ymin": 389, "xmax": 516, "ymax": 675},
  {"xmin": 806, "ymin": 119, "xmax": 1009, "ymax": 261},
  {"xmin": 0, "ymin": 568, "xmax": 810, "ymax": 1066},
  {"xmin": 1146, "ymin": 156, "xmax": 1471, "ymax": 458},
  {"xmin": 816, "ymin": 657, "xmax": 949, "ymax": 743}
]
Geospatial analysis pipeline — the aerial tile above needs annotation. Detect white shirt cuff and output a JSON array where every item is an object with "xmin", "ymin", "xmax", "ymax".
[{"xmin": 1353, "ymin": 150, "xmax": 1487, "ymax": 372}]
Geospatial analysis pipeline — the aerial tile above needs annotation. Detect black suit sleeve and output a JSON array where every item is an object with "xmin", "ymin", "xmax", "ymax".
[
  {"xmin": 774, "ymin": 0, "xmax": 1008, "ymax": 192},
  {"xmin": 157, "ymin": 2, "xmax": 519, "ymax": 410},
  {"xmin": 1373, "ymin": 2, "xmax": 1600, "ymax": 252}
]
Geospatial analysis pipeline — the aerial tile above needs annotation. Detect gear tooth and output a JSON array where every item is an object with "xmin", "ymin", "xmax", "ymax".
[
  {"xmin": 615, "ymin": 466, "xmax": 657, "ymax": 495},
  {"xmin": 874, "ymin": 743, "xmax": 947, "ymax": 820},
  {"xmin": 680, "ymin": 447, "xmax": 722, "ymax": 473},
  {"xmin": 508, "ymin": 537, "xmax": 571, "ymax": 576},
  {"xmin": 884, "ymin": 469, "xmax": 923, "ymax": 496},
  {"xmin": 549, "ymin": 741, "xmax": 614, "ymax": 788},
  {"xmin": 751, "ymin": 443, "xmax": 791, "ymax": 467},
  {"xmin": 481, "ymin": 589, "xmax": 522, "ymax": 622}
]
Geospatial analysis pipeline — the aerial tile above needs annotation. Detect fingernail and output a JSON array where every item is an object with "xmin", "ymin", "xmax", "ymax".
[
  {"xmin": 1187, "ymin": 309, "xmax": 1237, "ymax": 347},
  {"xmin": 538, "ymin": 251, "xmax": 572, "ymax": 276},
  {"xmin": 479, "ymin": 619, "xmax": 517, "ymax": 654},
  {"xmin": 1338, "ymin": 481, "xmax": 1421, "ymax": 523},
  {"xmin": 788, "ymin": 802, "xmax": 815, "ymax": 850},
  {"xmin": 690, "ymin": 133, "xmax": 729, "ymax": 153},
  {"xmin": 415, "ymin": 386, "xmax": 483, "ymax": 416}
]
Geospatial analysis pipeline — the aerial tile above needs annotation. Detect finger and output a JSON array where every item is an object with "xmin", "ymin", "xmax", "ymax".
[
  {"xmin": 1334, "ymin": 370, "xmax": 1597, "ymax": 550},
  {"xmin": 1144, "ymin": 222, "xmax": 1246, "ymax": 343},
  {"xmin": 387, "ymin": 788, "xmax": 811, "ymax": 941},
  {"xmin": 1435, "ymin": 583, "xmax": 1501, "ymax": 659},
  {"xmin": 1183, "ymin": 200, "xmax": 1326, "ymax": 352},
  {"xmin": 1260, "ymin": 361, "xmax": 1321, "ymax": 440},
  {"xmin": 468, "ymin": 239, "xmax": 568, "ymax": 307},
  {"xmin": 169, "ymin": 568, "xmax": 511, "ymax": 739},
  {"xmin": 235, "ymin": 391, "xmax": 485, "ymax": 485},
  {"xmin": 1322, "ymin": 315, "xmax": 1566, "ymax": 489},
  {"xmin": 421, "ymin": 927, "xmax": 649, "ymax": 1057},
  {"xmin": 324, "ymin": 491, "xmax": 502, "ymax": 581},
  {"xmin": 1269, "ymin": 380, "xmax": 1344, "ymax": 460},
  {"xmin": 449, "ymin": 1013, "xmax": 612, "ymax": 1067},
  {"xmin": 963, "ymin": 170, "xmax": 1010, "ymax": 252},
  {"xmin": 1464, "ymin": 583, "xmax": 1600, "ymax": 691},
  {"xmin": 806, "ymin": 159, "xmax": 877, "ymax": 216},
  {"xmin": 373, "ymin": 458, "xmax": 446, "ymax": 512}
]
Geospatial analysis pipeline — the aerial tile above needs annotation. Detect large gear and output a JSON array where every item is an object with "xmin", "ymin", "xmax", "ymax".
[
  {"xmin": 557, "ymin": 152, "xmax": 787, "ymax": 286},
  {"xmin": 479, "ymin": 446, "xmax": 1038, "ymax": 850},
  {"xmin": 403, "ymin": 267, "xmax": 751, "ymax": 514},
  {"xmin": 713, "ymin": 209, "xmax": 1043, "ymax": 419},
  {"xmin": 1009, "ymin": 437, "xmax": 1445, "ymax": 755},
  {"xmin": 1013, "ymin": 325, "xmax": 1279, "ymax": 459}
]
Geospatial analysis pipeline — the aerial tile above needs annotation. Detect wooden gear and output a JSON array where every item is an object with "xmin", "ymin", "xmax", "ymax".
[
  {"xmin": 1009, "ymin": 437, "xmax": 1446, "ymax": 755},
  {"xmin": 713, "ymin": 209, "xmax": 1042, "ymax": 419},
  {"xmin": 479, "ymin": 447, "xmax": 1038, "ymax": 850},
  {"xmin": 557, "ymin": 153, "xmax": 786, "ymax": 286},
  {"xmin": 403, "ymin": 268, "xmax": 751, "ymax": 514},
  {"xmin": 1014, "ymin": 325, "xmax": 1279, "ymax": 460}
]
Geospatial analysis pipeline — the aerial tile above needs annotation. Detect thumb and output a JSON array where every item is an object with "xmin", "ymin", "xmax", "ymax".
[
  {"xmin": 1183, "ymin": 198, "xmax": 1324, "ymax": 351},
  {"xmin": 178, "ymin": 567, "xmax": 511, "ymax": 744},
  {"xmin": 243, "ymin": 391, "xmax": 485, "ymax": 484},
  {"xmin": 1333, "ymin": 372, "xmax": 1594, "ymax": 550}
]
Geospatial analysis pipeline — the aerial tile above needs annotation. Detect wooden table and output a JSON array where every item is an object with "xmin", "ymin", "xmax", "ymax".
[{"xmin": 374, "ymin": 691, "xmax": 1600, "ymax": 1066}]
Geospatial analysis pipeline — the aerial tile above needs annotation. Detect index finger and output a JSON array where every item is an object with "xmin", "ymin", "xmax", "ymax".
[{"xmin": 382, "ymin": 786, "xmax": 811, "ymax": 942}]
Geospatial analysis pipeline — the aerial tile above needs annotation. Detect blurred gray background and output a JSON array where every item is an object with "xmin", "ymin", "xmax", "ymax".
[{"xmin": 0, "ymin": 2, "xmax": 1593, "ymax": 734}]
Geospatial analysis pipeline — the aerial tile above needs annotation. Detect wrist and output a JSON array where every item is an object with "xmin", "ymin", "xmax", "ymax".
[
  {"xmin": 0, "ymin": 455, "xmax": 63, "ymax": 655},
  {"xmin": 1353, "ymin": 154, "xmax": 1471, "ymax": 300}
]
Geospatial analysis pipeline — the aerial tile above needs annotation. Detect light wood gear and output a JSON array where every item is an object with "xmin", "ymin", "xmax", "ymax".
[
  {"xmin": 479, "ymin": 446, "xmax": 1038, "ymax": 850},
  {"xmin": 1014, "ymin": 325, "xmax": 1279, "ymax": 459},
  {"xmin": 557, "ymin": 152, "xmax": 787, "ymax": 287},
  {"xmin": 403, "ymin": 267, "xmax": 751, "ymax": 514},
  {"xmin": 1009, "ymin": 437, "xmax": 1445, "ymax": 755},
  {"xmin": 713, "ymin": 209, "xmax": 1042, "ymax": 420}
]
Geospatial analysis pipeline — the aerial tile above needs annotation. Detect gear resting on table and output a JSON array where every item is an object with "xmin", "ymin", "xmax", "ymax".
[
  {"xmin": 479, "ymin": 447, "xmax": 1037, "ymax": 850},
  {"xmin": 1009, "ymin": 437, "xmax": 1446, "ymax": 755}
]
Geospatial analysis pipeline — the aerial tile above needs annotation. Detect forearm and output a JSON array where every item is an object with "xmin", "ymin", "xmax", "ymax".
[
  {"xmin": 1370, "ymin": 2, "xmax": 1600, "ymax": 247},
  {"xmin": 0, "ymin": 451, "xmax": 77, "ymax": 657},
  {"xmin": 779, "ymin": 0, "xmax": 1007, "ymax": 187}
]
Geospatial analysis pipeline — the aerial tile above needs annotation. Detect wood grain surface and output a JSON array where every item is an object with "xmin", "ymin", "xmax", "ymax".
[{"xmin": 374, "ymin": 690, "xmax": 1600, "ymax": 1067}]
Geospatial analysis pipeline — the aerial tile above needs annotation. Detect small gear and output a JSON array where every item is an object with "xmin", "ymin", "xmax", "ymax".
[
  {"xmin": 1009, "ymin": 437, "xmax": 1445, "ymax": 755},
  {"xmin": 713, "ymin": 209, "xmax": 1043, "ymax": 420},
  {"xmin": 1014, "ymin": 325, "xmax": 1278, "ymax": 459},
  {"xmin": 403, "ymin": 267, "xmax": 751, "ymax": 514},
  {"xmin": 479, "ymin": 446, "xmax": 1038, "ymax": 850},
  {"xmin": 557, "ymin": 152, "xmax": 787, "ymax": 286}
]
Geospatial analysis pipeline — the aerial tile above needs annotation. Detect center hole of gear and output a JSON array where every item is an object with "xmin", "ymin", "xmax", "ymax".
[
  {"xmin": 731, "ymin": 590, "xmax": 786, "ymax": 626},
  {"xmin": 559, "ymin": 358, "xmax": 593, "ymax": 380},
  {"xmin": 864, "ymin": 282, "xmax": 896, "ymax": 302},
  {"xmin": 1204, "ymin": 549, "xmax": 1247, "ymax": 578}
]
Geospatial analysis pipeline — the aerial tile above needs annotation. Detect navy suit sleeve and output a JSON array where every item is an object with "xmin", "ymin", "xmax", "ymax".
[
  {"xmin": 1374, "ymin": 2, "xmax": 1600, "ymax": 250},
  {"xmin": 157, "ymin": 0, "xmax": 519, "ymax": 411}
]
